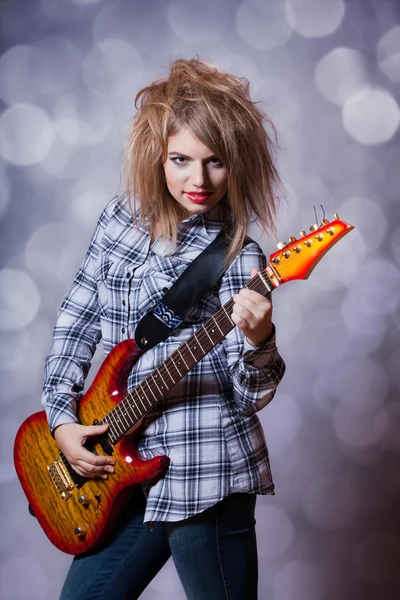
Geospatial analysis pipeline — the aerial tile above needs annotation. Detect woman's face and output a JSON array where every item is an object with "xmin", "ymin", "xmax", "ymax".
[{"xmin": 163, "ymin": 127, "xmax": 229, "ymax": 218}]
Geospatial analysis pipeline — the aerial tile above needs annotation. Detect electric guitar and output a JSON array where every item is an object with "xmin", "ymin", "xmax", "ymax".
[{"xmin": 14, "ymin": 215, "xmax": 353, "ymax": 555}]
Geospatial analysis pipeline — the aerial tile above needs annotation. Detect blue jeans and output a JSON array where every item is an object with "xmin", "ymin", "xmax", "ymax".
[{"xmin": 59, "ymin": 490, "xmax": 258, "ymax": 600}]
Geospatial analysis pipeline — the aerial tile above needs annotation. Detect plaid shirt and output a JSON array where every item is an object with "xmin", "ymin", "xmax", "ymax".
[{"xmin": 42, "ymin": 195, "xmax": 285, "ymax": 522}]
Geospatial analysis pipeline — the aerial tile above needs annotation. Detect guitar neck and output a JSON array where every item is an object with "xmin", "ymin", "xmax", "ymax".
[{"xmin": 103, "ymin": 268, "xmax": 275, "ymax": 443}]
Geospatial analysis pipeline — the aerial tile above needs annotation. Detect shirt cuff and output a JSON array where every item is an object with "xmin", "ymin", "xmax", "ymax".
[{"xmin": 242, "ymin": 324, "xmax": 278, "ymax": 368}]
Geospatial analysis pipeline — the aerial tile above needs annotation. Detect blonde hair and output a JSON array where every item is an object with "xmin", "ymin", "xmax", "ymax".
[{"xmin": 123, "ymin": 58, "xmax": 284, "ymax": 263}]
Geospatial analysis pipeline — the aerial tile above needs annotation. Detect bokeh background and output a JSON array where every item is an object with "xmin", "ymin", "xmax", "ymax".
[{"xmin": 1, "ymin": 0, "xmax": 400, "ymax": 598}]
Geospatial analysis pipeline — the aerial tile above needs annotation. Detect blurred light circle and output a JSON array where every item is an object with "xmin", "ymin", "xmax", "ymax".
[
  {"xmin": 168, "ymin": 0, "xmax": 231, "ymax": 43},
  {"xmin": 355, "ymin": 533, "xmax": 400, "ymax": 583},
  {"xmin": 0, "ymin": 330, "xmax": 30, "ymax": 371},
  {"xmin": 273, "ymin": 561, "xmax": 324, "ymax": 600},
  {"xmin": 342, "ymin": 87, "xmax": 400, "ymax": 145},
  {"xmin": 338, "ymin": 196, "xmax": 387, "ymax": 253},
  {"xmin": 333, "ymin": 403, "xmax": 388, "ymax": 449},
  {"xmin": 0, "ymin": 269, "xmax": 41, "ymax": 331},
  {"xmin": 25, "ymin": 223, "xmax": 81, "ymax": 286},
  {"xmin": 256, "ymin": 78, "xmax": 299, "ymax": 128},
  {"xmin": 70, "ymin": 189, "xmax": 111, "ymax": 228},
  {"xmin": 342, "ymin": 258, "xmax": 400, "ymax": 320},
  {"xmin": 82, "ymin": 38, "xmax": 143, "ymax": 98},
  {"xmin": 0, "ymin": 45, "xmax": 45, "ymax": 105},
  {"xmin": 377, "ymin": 25, "xmax": 400, "ymax": 83},
  {"xmin": 39, "ymin": 137, "xmax": 74, "ymax": 177},
  {"xmin": 315, "ymin": 47, "xmax": 369, "ymax": 106},
  {"xmin": 33, "ymin": 36, "xmax": 81, "ymax": 96},
  {"xmin": 378, "ymin": 399, "xmax": 400, "ymax": 453},
  {"xmin": 0, "ymin": 104, "xmax": 55, "ymax": 166},
  {"xmin": 304, "ymin": 323, "xmax": 353, "ymax": 368},
  {"xmin": 0, "ymin": 558, "xmax": 48, "ymax": 600},
  {"xmin": 302, "ymin": 477, "xmax": 356, "ymax": 529},
  {"xmin": 285, "ymin": 0, "xmax": 345, "ymax": 38},
  {"xmin": 211, "ymin": 53, "xmax": 260, "ymax": 88},
  {"xmin": 53, "ymin": 92, "xmax": 114, "ymax": 147},
  {"xmin": 313, "ymin": 352, "xmax": 387, "ymax": 414},
  {"xmin": 391, "ymin": 225, "xmax": 400, "ymax": 266},
  {"xmin": 236, "ymin": 0, "xmax": 293, "ymax": 51},
  {"xmin": 256, "ymin": 504, "xmax": 295, "ymax": 559}
]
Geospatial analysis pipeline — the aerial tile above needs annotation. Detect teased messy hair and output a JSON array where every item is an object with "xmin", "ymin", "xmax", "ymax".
[{"xmin": 123, "ymin": 58, "xmax": 284, "ymax": 263}]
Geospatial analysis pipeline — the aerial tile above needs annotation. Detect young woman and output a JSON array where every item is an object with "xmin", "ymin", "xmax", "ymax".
[{"xmin": 43, "ymin": 58, "xmax": 286, "ymax": 599}]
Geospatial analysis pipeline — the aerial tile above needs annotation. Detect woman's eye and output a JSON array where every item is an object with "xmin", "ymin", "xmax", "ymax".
[
  {"xmin": 171, "ymin": 157, "xmax": 187, "ymax": 165},
  {"xmin": 209, "ymin": 157, "xmax": 224, "ymax": 167}
]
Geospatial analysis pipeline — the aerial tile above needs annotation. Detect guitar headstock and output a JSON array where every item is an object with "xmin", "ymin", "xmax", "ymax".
[{"xmin": 266, "ymin": 214, "xmax": 354, "ymax": 286}]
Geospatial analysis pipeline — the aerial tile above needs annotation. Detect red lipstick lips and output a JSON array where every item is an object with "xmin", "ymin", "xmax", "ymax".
[{"xmin": 186, "ymin": 191, "xmax": 212, "ymax": 204}]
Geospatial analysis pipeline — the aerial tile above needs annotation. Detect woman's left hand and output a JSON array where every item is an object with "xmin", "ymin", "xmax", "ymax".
[{"xmin": 231, "ymin": 268, "xmax": 274, "ymax": 347}]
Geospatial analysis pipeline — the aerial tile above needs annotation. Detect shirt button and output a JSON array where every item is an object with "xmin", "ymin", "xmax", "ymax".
[
  {"xmin": 122, "ymin": 327, "xmax": 125, "ymax": 334},
  {"xmin": 122, "ymin": 300, "xmax": 126, "ymax": 306},
  {"xmin": 126, "ymin": 272, "xmax": 131, "ymax": 279}
]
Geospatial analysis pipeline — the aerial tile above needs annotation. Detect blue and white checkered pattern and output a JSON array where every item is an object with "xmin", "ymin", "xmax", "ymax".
[{"xmin": 42, "ymin": 195, "xmax": 285, "ymax": 523}]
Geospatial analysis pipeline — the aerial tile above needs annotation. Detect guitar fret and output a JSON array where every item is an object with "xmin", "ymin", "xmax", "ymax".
[
  {"xmin": 187, "ymin": 343, "xmax": 196, "ymax": 361},
  {"xmin": 143, "ymin": 378, "xmax": 157, "ymax": 402},
  {"xmin": 203, "ymin": 326, "xmax": 214, "ymax": 344},
  {"xmin": 177, "ymin": 348, "xmax": 189, "ymax": 370},
  {"xmin": 150, "ymin": 373, "xmax": 163, "ymax": 395},
  {"xmin": 222, "ymin": 306, "xmax": 234, "ymax": 326},
  {"xmin": 193, "ymin": 333, "xmax": 205, "ymax": 354},
  {"xmin": 126, "ymin": 393, "xmax": 141, "ymax": 419},
  {"xmin": 163, "ymin": 362, "xmax": 176, "ymax": 385},
  {"xmin": 212, "ymin": 316, "xmax": 224, "ymax": 336},
  {"xmin": 171, "ymin": 355, "xmax": 183, "ymax": 378},
  {"xmin": 111, "ymin": 414, "xmax": 123, "ymax": 436},
  {"xmin": 104, "ymin": 417, "xmax": 118, "ymax": 440},
  {"xmin": 156, "ymin": 369, "xmax": 168, "ymax": 391},
  {"xmin": 135, "ymin": 387, "xmax": 149, "ymax": 412}
]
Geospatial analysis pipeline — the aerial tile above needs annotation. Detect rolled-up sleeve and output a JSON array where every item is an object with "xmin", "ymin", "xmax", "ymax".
[{"xmin": 219, "ymin": 241, "xmax": 286, "ymax": 415}]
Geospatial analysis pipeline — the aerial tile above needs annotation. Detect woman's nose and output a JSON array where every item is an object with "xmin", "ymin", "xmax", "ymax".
[{"xmin": 190, "ymin": 162, "xmax": 208, "ymax": 187}]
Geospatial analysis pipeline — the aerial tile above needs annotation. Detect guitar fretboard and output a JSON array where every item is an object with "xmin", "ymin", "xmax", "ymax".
[{"xmin": 102, "ymin": 269, "xmax": 274, "ymax": 443}]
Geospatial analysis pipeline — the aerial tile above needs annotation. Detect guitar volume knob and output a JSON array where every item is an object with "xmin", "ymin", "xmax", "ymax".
[
  {"xmin": 78, "ymin": 494, "xmax": 91, "ymax": 507},
  {"xmin": 74, "ymin": 526, "xmax": 87, "ymax": 538}
]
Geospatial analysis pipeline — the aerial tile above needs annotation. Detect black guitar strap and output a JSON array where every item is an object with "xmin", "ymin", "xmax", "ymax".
[{"xmin": 135, "ymin": 229, "xmax": 240, "ymax": 351}]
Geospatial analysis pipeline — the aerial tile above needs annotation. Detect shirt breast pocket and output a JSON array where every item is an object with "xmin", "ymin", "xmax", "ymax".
[
  {"xmin": 137, "ymin": 271, "xmax": 176, "ymax": 316},
  {"xmin": 94, "ymin": 258, "xmax": 113, "ymax": 317}
]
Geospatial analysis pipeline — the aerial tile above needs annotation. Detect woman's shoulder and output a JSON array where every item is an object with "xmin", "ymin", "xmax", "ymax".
[{"xmin": 100, "ymin": 193, "xmax": 135, "ymax": 225}]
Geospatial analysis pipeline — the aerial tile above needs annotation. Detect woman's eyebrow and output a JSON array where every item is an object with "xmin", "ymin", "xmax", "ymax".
[{"xmin": 167, "ymin": 151, "xmax": 217, "ymax": 159}]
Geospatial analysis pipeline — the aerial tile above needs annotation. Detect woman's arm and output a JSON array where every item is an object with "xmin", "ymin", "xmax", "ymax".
[
  {"xmin": 41, "ymin": 198, "xmax": 119, "ymax": 476},
  {"xmin": 219, "ymin": 242, "xmax": 286, "ymax": 415}
]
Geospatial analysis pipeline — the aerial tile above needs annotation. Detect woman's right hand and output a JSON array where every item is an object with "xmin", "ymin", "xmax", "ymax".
[{"xmin": 53, "ymin": 423, "xmax": 115, "ymax": 480}]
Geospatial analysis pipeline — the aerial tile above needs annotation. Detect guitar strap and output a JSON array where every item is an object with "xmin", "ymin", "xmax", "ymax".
[{"xmin": 134, "ymin": 229, "xmax": 244, "ymax": 351}]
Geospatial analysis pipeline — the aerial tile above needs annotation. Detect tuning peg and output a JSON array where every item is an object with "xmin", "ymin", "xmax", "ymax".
[
  {"xmin": 300, "ymin": 230, "xmax": 307, "ymax": 237},
  {"xmin": 277, "ymin": 242, "xmax": 287, "ymax": 250},
  {"xmin": 321, "ymin": 218, "xmax": 329, "ymax": 226},
  {"xmin": 288, "ymin": 236, "xmax": 297, "ymax": 243},
  {"xmin": 333, "ymin": 213, "xmax": 339, "ymax": 220},
  {"xmin": 309, "ymin": 224, "xmax": 318, "ymax": 232}
]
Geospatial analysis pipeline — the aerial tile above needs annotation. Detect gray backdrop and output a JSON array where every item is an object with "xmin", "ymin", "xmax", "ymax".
[{"xmin": 1, "ymin": 0, "xmax": 399, "ymax": 598}]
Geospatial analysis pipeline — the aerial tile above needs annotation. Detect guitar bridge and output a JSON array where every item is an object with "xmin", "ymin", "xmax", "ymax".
[{"xmin": 48, "ymin": 458, "xmax": 74, "ymax": 500}]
